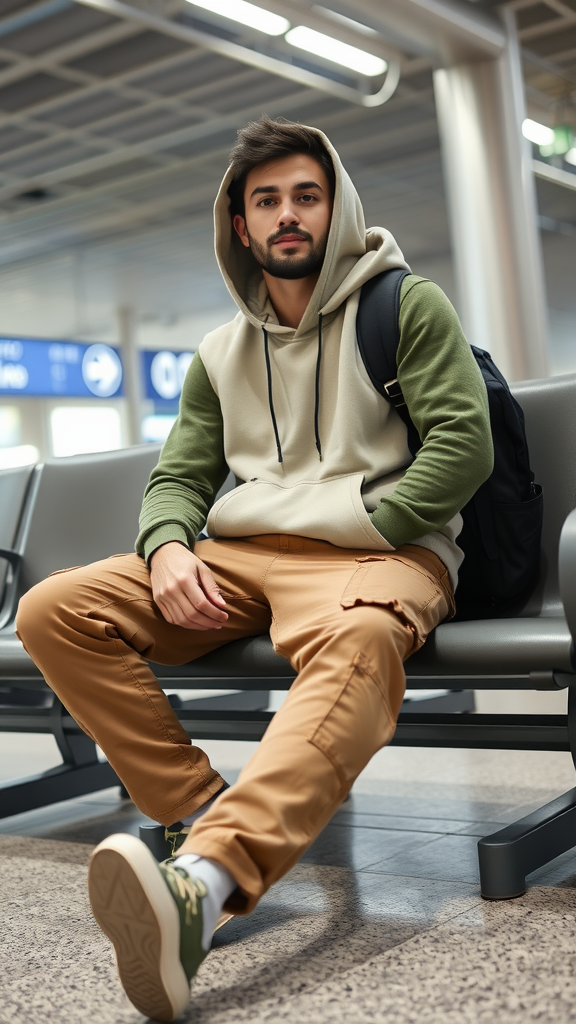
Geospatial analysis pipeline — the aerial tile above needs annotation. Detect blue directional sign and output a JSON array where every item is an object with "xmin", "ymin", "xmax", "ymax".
[
  {"xmin": 142, "ymin": 349, "xmax": 194, "ymax": 402},
  {"xmin": 0, "ymin": 337, "xmax": 123, "ymax": 398}
]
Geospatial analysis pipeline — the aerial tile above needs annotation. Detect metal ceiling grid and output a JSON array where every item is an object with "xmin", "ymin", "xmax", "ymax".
[{"xmin": 0, "ymin": 0, "xmax": 573, "ymax": 271}]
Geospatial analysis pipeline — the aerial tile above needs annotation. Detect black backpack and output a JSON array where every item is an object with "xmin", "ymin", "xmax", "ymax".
[{"xmin": 356, "ymin": 268, "xmax": 543, "ymax": 617}]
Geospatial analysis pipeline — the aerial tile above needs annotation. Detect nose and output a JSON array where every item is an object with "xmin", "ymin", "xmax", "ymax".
[{"xmin": 277, "ymin": 200, "xmax": 300, "ymax": 227}]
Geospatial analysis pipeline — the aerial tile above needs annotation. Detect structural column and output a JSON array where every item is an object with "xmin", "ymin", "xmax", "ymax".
[
  {"xmin": 117, "ymin": 305, "xmax": 143, "ymax": 446},
  {"xmin": 433, "ymin": 8, "xmax": 548, "ymax": 381}
]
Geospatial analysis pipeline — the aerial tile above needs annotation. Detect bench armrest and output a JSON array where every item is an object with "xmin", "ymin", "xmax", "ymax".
[
  {"xmin": 559, "ymin": 508, "xmax": 576, "ymax": 659},
  {"xmin": 0, "ymin": 548, "xmax": 22, "ymax": 570},
  {"xmin": 0, "ymin": 549, "xmax": 22, "ymax": 631}
]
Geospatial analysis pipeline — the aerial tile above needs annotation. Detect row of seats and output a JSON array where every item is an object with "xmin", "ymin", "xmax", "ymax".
[{"xmin": 1, "ymin": 372, "xmax": 576, "ymax": 899}]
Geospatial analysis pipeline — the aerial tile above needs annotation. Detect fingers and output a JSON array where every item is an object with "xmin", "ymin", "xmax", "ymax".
[
  {"xmin": 196, "ymin": 561, "xmax": 228, "ymax": 609},
  {"xmin": 149, "ymin": 544, "xmax": 229, "ymax": 630},
  {"xmin": 156, "ymin": 580, "xmax": 228, "ymax": 630},
  {"xmin": 157, "ymin": 593, "xmax": 225, "ymax": 630}
]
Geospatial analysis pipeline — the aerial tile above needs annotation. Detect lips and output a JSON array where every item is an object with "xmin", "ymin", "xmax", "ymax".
[{"xmin": 273, "ymin": 235, "xmax": 307, "ymax": 247}]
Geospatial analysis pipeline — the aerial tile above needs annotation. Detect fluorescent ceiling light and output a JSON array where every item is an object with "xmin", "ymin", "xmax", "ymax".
[
  {"xmin": 566, "ymin": 148, "xmax": 576, "ymax": 167},
  {"xmin": 285, "ymin": 25, "xmax": 387, "ymax": 77},
  {"xmin": 185, "ymin": 0, "xmax": 289, "ymax": 36},
  {"xmin": 522, "ymin": 118, "xmax": 554, "ymax": 147}
]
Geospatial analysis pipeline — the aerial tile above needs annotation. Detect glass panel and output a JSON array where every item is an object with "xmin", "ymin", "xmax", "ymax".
[
  {"xmin": 0, "ymin": 407, "xmax": 21, "ymax": 448},
  {"xmin": 0, "ymin": 444, "xmax": 39, "ymax": 469}
]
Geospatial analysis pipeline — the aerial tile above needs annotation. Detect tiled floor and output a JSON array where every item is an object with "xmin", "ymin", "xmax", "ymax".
[{"xmin": 2, "ymin": 737, "xmax": 576, "ymax": 1023}]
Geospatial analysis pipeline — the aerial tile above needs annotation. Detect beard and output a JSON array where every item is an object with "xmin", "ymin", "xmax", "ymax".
[{"xmin": 247, "ymin": 226, "xmax": 328, "ymax": 280}]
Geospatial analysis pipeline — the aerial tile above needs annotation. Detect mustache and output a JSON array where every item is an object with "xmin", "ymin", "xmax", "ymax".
[{"xmin": 267, "ymin": 227, "xmax": 313, "ymax": 246}]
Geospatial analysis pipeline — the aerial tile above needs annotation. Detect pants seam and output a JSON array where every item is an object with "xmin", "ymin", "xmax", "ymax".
[
  {"xmin": 260, "ymin": 551, "xmax": 284, "ymax": 597},
  {"xmin": 306, "ymin": 653, "xmax": 397, "ymax": 794},
  {"xmin": 354, "ymin": 650, "xmax": 396, "ymax": 724},
  {"xmin": 112, "ymin": 638, "xmax": 210, "ymax": 787}
]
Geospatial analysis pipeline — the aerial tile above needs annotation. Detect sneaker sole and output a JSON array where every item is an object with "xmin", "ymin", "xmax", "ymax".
[{"xmin": 88, "ymin": 833, "xmax": 190, "ymax": 1022}]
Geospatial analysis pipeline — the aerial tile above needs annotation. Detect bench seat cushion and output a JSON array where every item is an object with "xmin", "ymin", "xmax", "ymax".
[
  {"xmin": 1, "ymin": 616, "xmax": 573, "ymax": 689},
  {"xmin": 152, "ymin": 615, "xmax": 574, "ymax": 684}
]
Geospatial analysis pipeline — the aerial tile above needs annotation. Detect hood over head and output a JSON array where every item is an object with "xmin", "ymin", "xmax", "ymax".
[{"xmin": 214, "ymin": 125, "xmax": 410, "ymax": 337}]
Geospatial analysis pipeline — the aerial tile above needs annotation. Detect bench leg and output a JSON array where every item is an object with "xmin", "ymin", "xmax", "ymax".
[
  {"xmin": 478, "ymin": 787, "xmax": 576, "ymax": 898},
  {"xmin": 479, "ymin": 684, "xmax": 576, "ymax": 899},
  {"xmin": 0, "ymin": 697, "xmax": 121, "ymax": 820},
  {"xmin": 139, "ymin": 823, "xmax": 171, "ymax": 860}
]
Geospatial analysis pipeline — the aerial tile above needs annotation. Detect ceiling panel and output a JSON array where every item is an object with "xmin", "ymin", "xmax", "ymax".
[
  {"xmin": 0, "ymin": 6, "xmax": 116, "ymax": 56},
  {"xmin": 0, "ymin": 139, "xmax": 98, "ymax": 174},
  {"xmin": 94, "ymin": 107, "xmax": 196, "ymax": 142},
  {"xmin": 0, "ymin": 71, "xmax": 80, "ymax": 111},
  {"xmin": 527, "ymin": 25, "xmax": 576, "ymax": 57},
  {"xmin": 0, "ymin": 123, "xmax": 43, "ymax": 150},
  {"xmin": 33, "ymin": 89, "xmax": 144, "ymax": 126},
  {"xmin": 66, "ymin": 155, "xmax": 162, "ymax": 186},
  {"xmin": 206, "ymin": 72, "xmax": 302, "ymax": 114},
  {"xmin": 64, "ymin": 28, "xmax": 190, "ymax": 76},
  {"xmin": 0, "ymin": 0, "xmax": 38, "ymax": 14},
  {"xmin": 131, "ymin": 50, "xmax": 243, "ymax": 95}
]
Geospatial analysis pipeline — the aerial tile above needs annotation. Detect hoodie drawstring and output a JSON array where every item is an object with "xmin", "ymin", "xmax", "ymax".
[
  {"xmin": 262, "ymin": 318, "xmax": 323, "ymax": 465},
  {"xmin": 263, "ymin": 327, "xmax": 283, "ymax": 464},
  {"xmin": 314, "ymin": 313, "xmax": 323, "ymax": 461}
]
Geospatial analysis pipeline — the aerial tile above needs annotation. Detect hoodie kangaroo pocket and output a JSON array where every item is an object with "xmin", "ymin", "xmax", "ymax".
[{"xmin": 207, "ymin": 473, "xmax": 395, "ymax": 551}]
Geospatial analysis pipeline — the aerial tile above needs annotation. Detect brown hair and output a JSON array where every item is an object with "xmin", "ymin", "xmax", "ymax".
[{"xmin": 227, "ymin": 115, "xmax": 335, "ymax": 217}]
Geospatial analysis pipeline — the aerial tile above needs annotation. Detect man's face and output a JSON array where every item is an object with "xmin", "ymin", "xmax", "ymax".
[{"xmin": 233, "ymin": 153, "xmax": 333, "ymax": 280}]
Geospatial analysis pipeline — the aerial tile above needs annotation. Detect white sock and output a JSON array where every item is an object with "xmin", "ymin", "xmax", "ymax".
[{"xmin": 173, "ymin": 854, "xmax": 236, "ymax": 950}]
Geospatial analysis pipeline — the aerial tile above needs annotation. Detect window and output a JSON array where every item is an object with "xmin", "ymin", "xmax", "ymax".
[{"xmin": 50, "ymin": 407, "xmax": 122, "ymax": 457}]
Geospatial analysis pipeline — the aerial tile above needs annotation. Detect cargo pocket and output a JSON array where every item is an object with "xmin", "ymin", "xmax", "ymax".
[{"xmin": 340, "ymin": 553, "xmax": 452, "ymax": 653}]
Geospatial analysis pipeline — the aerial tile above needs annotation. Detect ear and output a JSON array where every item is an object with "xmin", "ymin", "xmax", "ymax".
[{"xmin": 233, "ymin": 214, "xmax": 250, "ymax": 248}]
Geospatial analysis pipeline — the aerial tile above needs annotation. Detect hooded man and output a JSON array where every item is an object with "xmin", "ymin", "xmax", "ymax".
[{"xmin": 16, "ymin": 116, "xmax": 493, "ymax": 1022}]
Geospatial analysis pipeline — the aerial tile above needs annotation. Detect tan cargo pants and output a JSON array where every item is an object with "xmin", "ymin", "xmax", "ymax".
[{"xmin": 16, "ymin": 535, "xmax": 454, "ymax": 913}]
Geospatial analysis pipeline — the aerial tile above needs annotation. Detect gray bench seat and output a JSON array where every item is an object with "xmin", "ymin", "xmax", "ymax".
[
  {"xmin": 149, "ymin": 616, "xmax": 574, "ymax": 684},
  {"xmin": 2, "ymin": 614, "xmax": 572, "ymax": 689}
]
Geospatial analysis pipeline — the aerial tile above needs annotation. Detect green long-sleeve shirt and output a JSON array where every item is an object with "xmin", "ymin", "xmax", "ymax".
[{"xmin": 136, "ymin": 277, "xmax": 493, "ymax": 568}]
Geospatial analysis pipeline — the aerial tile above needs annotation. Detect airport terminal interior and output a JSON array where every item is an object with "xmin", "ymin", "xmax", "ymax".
[{"xmin": 2, "ymin": 0, "xmax": 576, "ymax": 1020}]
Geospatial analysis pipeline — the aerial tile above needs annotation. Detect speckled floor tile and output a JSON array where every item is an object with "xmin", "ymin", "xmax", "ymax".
[
  {"xmin": 300, "ymin": 822, "xmax": 442, "ymax": 870},
  {"xmin": 3, "ymin": 742, "xmax": 576, "ymax": 1023},
  {"xmin": 0, "ymin": 841, "xmax": 480, "ymax": 1024},
  {"xmin": 187, "ymin": 886, "xmax": 576, "ymax": 1024},
  {"xmin": 219, "ymin": 886, "xmax": 576, "ymax": 1024},
  {"xmin": 0, "ymin": 794, "xmax": 149, "ymax": 843},
  {"xmin": 364, "ymin": 832, "xmax": 482, "ymax": 883}
]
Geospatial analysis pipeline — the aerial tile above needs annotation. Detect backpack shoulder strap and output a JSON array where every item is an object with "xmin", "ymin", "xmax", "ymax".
[
  {"xmin": 357, "ymin": 268, "xmax": 410, "ymax": 406},
  {"xmin": 357, "ymin": 267, "xmax": 420, "ymax": 455}
]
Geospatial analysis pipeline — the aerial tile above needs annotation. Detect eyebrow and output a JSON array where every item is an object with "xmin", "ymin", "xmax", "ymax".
[{"xmin": 249, "ymin": 180, "xmax": 324, "ymax": 199}]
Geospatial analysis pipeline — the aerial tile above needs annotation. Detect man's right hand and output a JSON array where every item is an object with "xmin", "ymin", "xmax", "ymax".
[{"xmin": 149, "ymin": 542, "xmax": 229, "ymax": 630}]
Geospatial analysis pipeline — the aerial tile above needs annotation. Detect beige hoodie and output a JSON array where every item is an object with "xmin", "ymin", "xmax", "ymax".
[{"xmin": 138, "ymin": 128, "xmax": 493, "ymax": 589}]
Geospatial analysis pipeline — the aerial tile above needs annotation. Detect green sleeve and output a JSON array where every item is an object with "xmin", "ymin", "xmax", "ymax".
[
  {"xmin": 369, "ymin": 277, "xmax": 494, "ymax": 547},
  {"xmin": 135, "ymin": 352, "xmax": 228, "ymax": 563}
]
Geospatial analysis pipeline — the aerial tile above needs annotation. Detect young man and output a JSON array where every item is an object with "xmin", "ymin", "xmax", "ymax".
[{"xmin": 17, "ymin": 117, "xmax": 492, "ymax": 1022}]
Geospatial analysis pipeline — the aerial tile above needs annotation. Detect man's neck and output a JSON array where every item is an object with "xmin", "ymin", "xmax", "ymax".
[{"xmin": 262, "ymin": 271, "xmax": 319, "ymax": 329}]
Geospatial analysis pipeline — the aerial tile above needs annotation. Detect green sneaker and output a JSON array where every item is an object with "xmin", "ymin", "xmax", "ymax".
[{"xmin": 88, "ymin": 833, "xmax": 209, "ymax": 1022}]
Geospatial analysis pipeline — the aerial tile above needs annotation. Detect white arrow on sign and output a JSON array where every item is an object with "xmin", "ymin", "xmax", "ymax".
[{"xmin": 82, "ymin": 344, "xmax": 122, "ymax": 398}]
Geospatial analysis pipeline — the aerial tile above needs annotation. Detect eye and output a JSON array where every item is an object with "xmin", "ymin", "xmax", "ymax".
[
  {"xmin": 298, "ymin": 193, "xmax": 318, "ymax": 203},
  {"xmin": 257, "ymin": 197, "xmax": 276, "ymax": 207}
]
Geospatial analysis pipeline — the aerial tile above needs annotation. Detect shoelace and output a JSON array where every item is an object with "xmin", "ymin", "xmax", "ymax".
[
  {"xmin": 165, "ymin": 865, "xmax": 207, "ymax": 927},
  {"xmin": 164, "ymin": 824, "xmax": 190, "ymax": 856}
]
